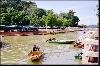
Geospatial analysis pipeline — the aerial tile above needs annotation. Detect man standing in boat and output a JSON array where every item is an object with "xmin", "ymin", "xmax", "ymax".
[{"xmin": 33, "ymin": 45, "xmax": 40, "ymax": 52}]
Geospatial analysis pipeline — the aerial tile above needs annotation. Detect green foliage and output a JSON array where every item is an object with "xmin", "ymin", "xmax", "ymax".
[{"xmin": 0, "ymin": 0, "xmax": 80, "ymax": 28}]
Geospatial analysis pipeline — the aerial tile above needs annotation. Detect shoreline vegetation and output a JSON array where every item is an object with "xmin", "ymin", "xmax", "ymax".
[
  {"xmin": 0, "ymin": 0, "xmax": 80, "ymax": 29},
  {"xmin": 0, "ymin": 0, "xmax": 98, "ymax": 36}
]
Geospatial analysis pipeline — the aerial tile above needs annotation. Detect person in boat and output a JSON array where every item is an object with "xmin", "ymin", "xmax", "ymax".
[
  {"xmin": 46, "ymin": 38, "xmax": 56, "ymax": 42},
  {"xmin": 49, "ymin": 38, "xmax": 52, "ymax": 41},
  {"xmin": 0, "ymin": 42, "xmax": 2, "ymax": 48},
  {"xmin": 33, "ymin": 45, "xmax": 40, "ymax": 52},
  {"xmin": 83, "ymin": 31, "xmax": 86, "ymax": 33},
  {"xmin": 49, "ymin": 38, "xmax": 56, "ymax": 41},
  {"xmin": 79, "ymin": 52, "xmax": 83, "ymax": 55},
  {"xmin": 52, "ymin": 38, "xmax": 56, "ymax": 41},
  {"xmin": 46, "ymin": 38, "xmax": 52, "ymax": 42},
  {"xmin": 53, "ymin": 31, "xmax": 56, "ymax": 35}
]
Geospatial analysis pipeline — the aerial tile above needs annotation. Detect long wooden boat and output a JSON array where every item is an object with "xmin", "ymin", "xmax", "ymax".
[
  {"xmin": 48, "ymin": 40, "xmax": 75, "ymax": 44},
  {"xmin": 28, "ymin": 50, "xmax": 44, "ymax": 61}
]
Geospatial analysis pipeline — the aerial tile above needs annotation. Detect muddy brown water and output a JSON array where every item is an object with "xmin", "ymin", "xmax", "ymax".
[{"xmin": 1, "ymin": 31, "xmax": 84, "ymax": 65}]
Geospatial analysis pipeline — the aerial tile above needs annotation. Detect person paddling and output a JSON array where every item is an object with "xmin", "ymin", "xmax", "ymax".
[{"xmin": 33, "ymin": 45, "xmax": 40, "ymax": 52}]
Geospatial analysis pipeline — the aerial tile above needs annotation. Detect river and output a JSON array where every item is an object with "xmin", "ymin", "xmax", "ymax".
[{"xmin": 1, "ymin": 31, "xmax": 84, "ymax": 65}]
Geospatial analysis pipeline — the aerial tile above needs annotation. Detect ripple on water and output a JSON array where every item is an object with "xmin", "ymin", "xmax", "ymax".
[
  {"xmin": 16, "ymin": 59, "xmax": 28, "ymax": 64},
  {"xmin": 1, "ymin": 61, "xmax": 17, "ymax": 65}
]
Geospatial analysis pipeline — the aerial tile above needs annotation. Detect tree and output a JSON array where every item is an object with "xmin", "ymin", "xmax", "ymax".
[
  {"xmin": 56, "ymin": 17, "xmax": 63, "ymax": 28},
  {"xmin": 31, "ymin": 8, "xmax": 46, "ymax": 26},
  {"xmin": 42, "ymin": 15, "xmax": 48, "ymax": 29},
  {"xmin": 0, "ymin": 0, "xmax": 37, "ymax": 26},
  {"xmin": 32, "ymin": 8, "xmax": 46, "ymax": 18},
  {"xmin": 66, "ymin": 10, "xmax": 79, "ymax": 27},
  {"xmin": 44, "ymin": 10, "xmax": 57, "ymax": 28},
  {"xmin": 0, "ymin": 0, "xmax": 80, "ymax": 27},
  {"xmin": 58, "ymin": 10, "xmax": 80, "ymax": 27}
]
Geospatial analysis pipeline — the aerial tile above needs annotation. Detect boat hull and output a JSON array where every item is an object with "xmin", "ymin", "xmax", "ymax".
[
  {"xmin": 28, "ymin": 50, "xmax": 44, "ymax": 61},
  {"xmin": 48, "ymin": 41, "xmax": 75, "ymax": 44}
]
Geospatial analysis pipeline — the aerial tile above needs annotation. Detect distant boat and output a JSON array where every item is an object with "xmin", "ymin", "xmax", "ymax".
[
  {"xmin": 48, "ymin": 40, "xmax": 75, "ymax": 44},
  {"xmin": 68, "ymin": 29, "xmax": 75, "ymax": 32},
  {"xmin": 67, "ymin": 27, "xmax": 75, "ymax": 32}
]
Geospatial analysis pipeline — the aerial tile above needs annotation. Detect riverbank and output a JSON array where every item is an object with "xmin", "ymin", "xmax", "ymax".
[{"xmin": 0, "ymin": 27, "xmax": 94, "ymax": 36}]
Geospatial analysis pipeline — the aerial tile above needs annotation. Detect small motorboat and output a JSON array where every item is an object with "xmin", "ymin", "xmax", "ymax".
[{"xmin": 28, "ymin": 50, "xmax": 44, "ymax": 61}]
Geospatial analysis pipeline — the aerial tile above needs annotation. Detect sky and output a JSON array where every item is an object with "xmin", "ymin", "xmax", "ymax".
[{"xmin": 23, "ymin": 0, "xmax": 99, "ymax": 25}]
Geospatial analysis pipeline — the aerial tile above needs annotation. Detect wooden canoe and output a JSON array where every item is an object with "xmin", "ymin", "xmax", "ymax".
[{"xmin": 28, "ymin": 50, "xmax": 44, "ymax": 61}]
